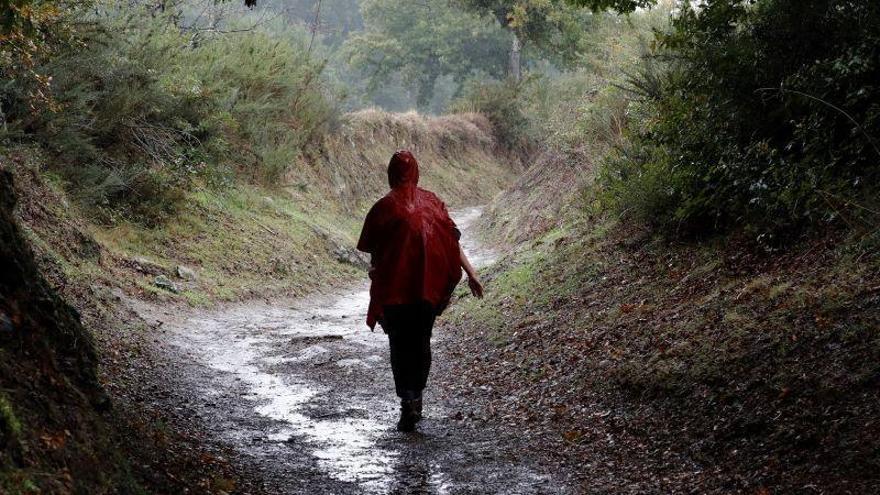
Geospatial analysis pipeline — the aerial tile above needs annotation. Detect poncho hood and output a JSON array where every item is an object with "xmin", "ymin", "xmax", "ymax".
[{"xmin": 388, "ymin": 150, "xmax": 419, "ymax": 189}]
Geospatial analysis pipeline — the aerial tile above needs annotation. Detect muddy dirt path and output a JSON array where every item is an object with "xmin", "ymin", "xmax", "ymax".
[{"xmin": 137, "ymin": 208, "xmax": 571, "ymax": 494}]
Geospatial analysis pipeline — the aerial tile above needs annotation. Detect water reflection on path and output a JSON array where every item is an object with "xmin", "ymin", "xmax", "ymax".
[{"xmin": 167, "ymin": 207, "xmax": 557, "ymax": 494}]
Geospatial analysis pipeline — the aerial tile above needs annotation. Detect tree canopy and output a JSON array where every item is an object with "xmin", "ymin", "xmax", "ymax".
[
  {"xmin": 567, "ymin": 0, "xmax": 656, "ymax": 12},
  {"xmin": 343, "ymin": 0, "xmax": 510, "ymax": 109},
  {"xmin": 455, "ymin": 0, "xmax": 597, "ymax": 77}
]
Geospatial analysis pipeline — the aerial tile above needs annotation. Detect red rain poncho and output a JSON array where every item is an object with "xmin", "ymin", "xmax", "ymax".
[{"xmin": 357, "ymin": 150, "xmax": 463, "ymax": 329}]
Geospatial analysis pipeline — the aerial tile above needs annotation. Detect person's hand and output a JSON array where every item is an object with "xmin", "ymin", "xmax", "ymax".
[{"xmin": 467, "ymin": 277, "xmax": 484, "ymax": 299}]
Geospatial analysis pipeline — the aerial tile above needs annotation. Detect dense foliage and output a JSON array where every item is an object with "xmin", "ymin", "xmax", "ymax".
[
  {"xmin": 600, "ymin": 0, "xmax": 880, "ymax": 239},
  {"xmin": 343, "ymin": 0, "xmax": 509, "ymax": 111},
  {"xmin": 6, "ymin": 0, "xmax": 879, "ymax": 242},
  {"xmin": 451, "ymin": 78, "xmax": 535, "ymax": 152},
  {"xmin": 456, "ymin": 0, "xmax": 597, "ymax": 69},
  {"xmin": 451, "ymin": 9, "xmax": 664, "ymax": 157},
  {"xmin": 1, "ymin": 1, "xmax": 336, "ymax": 224},
  {"xmin": 0, "ymin": 0, "xmax": 87, "ymax": 115}
]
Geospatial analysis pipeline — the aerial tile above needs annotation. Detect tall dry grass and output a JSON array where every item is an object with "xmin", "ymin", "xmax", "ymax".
[{"xmin": 293, "ymin": 109, "xmax": 516, "ymax": 213}]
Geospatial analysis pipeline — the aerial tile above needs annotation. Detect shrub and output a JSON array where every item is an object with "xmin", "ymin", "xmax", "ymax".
[
  {"xmin": 186, "ymin": 22, "xmax": 338, "ymax": 181},
  {"xmin": 600, "ymin": 0, "xmax": 880, "ymax": 240},
  {"xmin": 490, "ymin": 9, "xmax": 665, "ymax": 155},
  {"xmin": 451, "ymin": 78, "xmax": 536, "ymax": 154},
  {"xmin": 0, "ymin": 1, "xmax": 338, "ymax": 224}
]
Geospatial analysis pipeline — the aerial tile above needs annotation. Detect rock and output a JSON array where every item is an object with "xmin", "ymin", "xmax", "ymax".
[
  {"xmin": 176, "ymin": 265, "xmax": 197, "ymax": 281},
  {"xmin": 334, "ymin": 246, "xmax": 369, "ymax": 269},
  {"xmin": 133, "ymin": 256, "xmax": 166, "ymax": 275},
  {"xmin": 154, "ymin": 275, "xmax": 179, "ymax": 293},
  {"xmin": 311, "ymin": 224, "xmax": 331, "ymax": 241},
  {"xmin": 261, "ymin": 196, "xmax": 274, "ymax": 206},
  {"xmin": 310, "ymin": 224, "xmax": 369, "ymax": 269}
]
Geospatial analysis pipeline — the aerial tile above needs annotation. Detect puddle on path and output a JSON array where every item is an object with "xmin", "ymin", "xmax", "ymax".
[
  {"xmin": 166, "ymin": 207, "xmax": 561, "ymax": 494},
  {"xmin": 176, "ymin": 287, "xmax": 398, "ymax": 491}
]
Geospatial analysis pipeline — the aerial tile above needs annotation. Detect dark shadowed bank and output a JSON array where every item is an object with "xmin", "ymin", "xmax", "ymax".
[
  {"xmin": 0, "ymin": 169, "xmax": 261, "ymax": 493},
  {"xmin": 0, "ymin": 170, "xmax": 135, "ymax": 492},
  {"xmin": 436, "ymin": 150, "xmax": 880, "ymax": 493}
]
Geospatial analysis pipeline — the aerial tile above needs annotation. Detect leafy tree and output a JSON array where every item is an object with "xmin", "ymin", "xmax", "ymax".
[
  {"xmin": 455, "ymin": 0, "xmax": 597, "ymax": 80},
  {"xmin": 566, "ymin": 0, "xmax": 655, "ymax": 12},
  {"xmin": 343, "ymin": 0, "xmax": 509, "ymax": 110}
]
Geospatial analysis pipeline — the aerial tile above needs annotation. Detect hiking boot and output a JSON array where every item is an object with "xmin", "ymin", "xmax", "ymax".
[
  {"xmin": 397, "ymin": 399, "xmax": 418, "ymax": 432},
  {"xmin": 412, "ymin": 397, "xmax": 423, "ymax": 422}
]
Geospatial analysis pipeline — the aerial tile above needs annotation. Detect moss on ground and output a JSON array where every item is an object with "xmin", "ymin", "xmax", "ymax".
[{"xmin": 91, "ymin": 183, "xmax": 362, "ymax": 303}]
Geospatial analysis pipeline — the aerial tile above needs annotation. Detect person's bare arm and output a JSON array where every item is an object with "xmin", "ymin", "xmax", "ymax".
[{"xmin": 459, "ymin": 244, "xmax": 484, "ymax": 298}]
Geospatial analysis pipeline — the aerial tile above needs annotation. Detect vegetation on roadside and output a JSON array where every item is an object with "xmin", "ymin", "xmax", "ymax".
[
  {"xmin": 1, "ymin": 0, "xmax": 516, "ymax": 305},
  {"xmin": 599, "ymin": 0, "xmax": 880, "ymax": 240},
  {"xmin": 2, "ymin": 3, "xmax": 518, "ymax": 492},
  {"xmin": 3, "ymin": 0, "xmax": 880, "ymax": 492},
  {"xmin": 447, "ymin": 210, "xmax": 880, "ymax": 491},
  {"xmin": 3, "ymin": 1, "xmax": 336, "ymax": 225},
  {"xmin": 6, "ymin": 109, "xmax": 512, "ymax": 308},
  {"xmin": 469, "ymin": 6, "xmax": 668, "ymax": 244},
  {"xmin": 457, "ymin": 0, "xmax": 880, "ymax": 246},
  {"xmin": 442, "ymin": 1, "xmax": 880, "ymax": 492}
]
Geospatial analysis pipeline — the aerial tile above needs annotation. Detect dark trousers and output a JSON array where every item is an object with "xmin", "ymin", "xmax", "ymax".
[{"xmin": 381, "ymin": 302, "xmax": 436, "ymax": 400}]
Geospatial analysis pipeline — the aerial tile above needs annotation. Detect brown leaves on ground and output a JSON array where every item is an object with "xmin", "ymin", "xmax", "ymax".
[{"xmin": 437, "ymin": 222, "xmax": 880, "ymax": 493}]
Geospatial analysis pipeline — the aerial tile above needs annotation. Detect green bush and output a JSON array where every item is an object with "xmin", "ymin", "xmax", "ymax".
[
  {"xmin": 600, "ymin": 0, "xmax": 880, "ymax": 240},
  {"xmin": 187, "ymin": 23, "xmax": 337, "ymax": 181},
  {"xmin": 451, "ymin": 78, "xmax": 536, "ymax": 153},
  {"xmin": 493, "ymin": 10, "xmax": 664, "ymax": 154},
  {"xmin": 0, "ymin": 1, "xmax": 337, "ymax": 224}
]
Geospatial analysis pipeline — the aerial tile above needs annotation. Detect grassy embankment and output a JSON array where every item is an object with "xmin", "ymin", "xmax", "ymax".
[
  {"xmin": 1, "ymin": 108, "xmax": 514, "ymax": 494},
  {"xmin": 10, "ymin": 110, "xmax": 513, "ymax": 308},
  {"xmin": 440, "ymin": 3, "xmax": 880, "ymax": 489},
  {"xmin": 442, "ymin": 112, "xmax": 880, "ymax": 495}
]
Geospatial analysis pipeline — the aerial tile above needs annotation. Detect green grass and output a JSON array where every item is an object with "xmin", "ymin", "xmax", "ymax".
[
  {"xmin": 91, "ymin": 182, "xmax": 364, "ymax": 302},
  {"xmin": 0, "ymin": 393, "xmax": 22, "ymax": 438},
  {"xmin": 181, "ymin": 290, "xmax": 211, "ymax": 307},
  {"xmin": 449, "ymin": 223, "xmax": 584, "ymax": 344}
]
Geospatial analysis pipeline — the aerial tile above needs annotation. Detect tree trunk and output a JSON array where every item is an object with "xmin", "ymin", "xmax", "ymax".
[{"xmin": 509, "ymin": 32, "xmax": 522, "ymax": 82}]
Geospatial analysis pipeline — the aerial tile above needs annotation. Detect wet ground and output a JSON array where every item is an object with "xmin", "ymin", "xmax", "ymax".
[{"xmin": 137, "ymin": 208, "xmax": 571, "ymax": 494}]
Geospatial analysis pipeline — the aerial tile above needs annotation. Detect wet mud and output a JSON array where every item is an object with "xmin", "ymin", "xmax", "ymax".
[{"xmin": 136, "ymin": 208, "xmax": 570, "ymax": 494}]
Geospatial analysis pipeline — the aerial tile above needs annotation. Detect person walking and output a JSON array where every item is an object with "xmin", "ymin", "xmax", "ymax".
[{"xmin": 357, "ymin": 150, "xmax": 484, "ymax": 432}]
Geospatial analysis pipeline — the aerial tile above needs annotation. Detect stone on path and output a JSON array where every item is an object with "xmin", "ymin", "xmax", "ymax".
[
  {"xmin": 176, "ymin": 265, "xmax": 197, "ymax": 281},
  {"xmin": 154, "ymin": 275, "xmax": 179, "ymax": 293}
]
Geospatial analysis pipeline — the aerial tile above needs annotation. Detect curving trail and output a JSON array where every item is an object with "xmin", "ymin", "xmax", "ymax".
[{"xmin": 138, "ymin": 207, "xmax": 571, "ymax": 494}]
